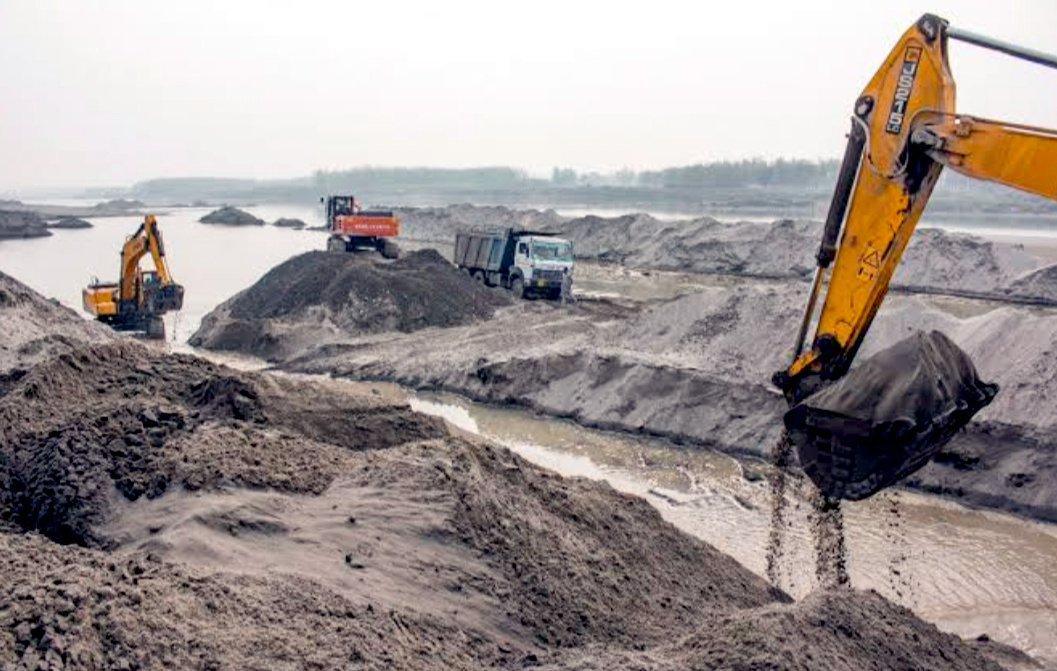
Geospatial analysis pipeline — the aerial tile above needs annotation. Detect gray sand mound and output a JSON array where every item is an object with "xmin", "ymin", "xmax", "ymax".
[
  {"xmin": 267, "ymin": 276, "xmax": 1057, "ymax": 521},
  {"xmin": 448, "ymin": 438, "xmax": 785, "ymax": 647},
  {"xmin": 0, "ymin": 277, "xmax": 1029, "ymax": 669},
  {"xmin": 198, "ymin": 206, "xmax": 264, "ymax": 226},
  {"xmin": 390, "ymin": 204, "xmax": 1057, "ymax": 302},
  {"xmin": 556, "ymin": 589, "xmax": 1017, "ymax": 671},
  {"xmin": 395, "ymin": 203, "xmax": 563, "ymax": 242},
  {"xmin": 0, "ymin": 341, "xmax": 446, "ymax": 547},
  {"xmin": 1005, "ymin": 263, "xmax": 1057, "ymax": 302},
  {"xmin": 0, "ymin": 270, "xmax": 113, "ymax": 387},
  {"xmin": 0, "ymin": 340, "xmax": 798, "ymax": 667},
  {"xmin": 0, "ymin": 209, "xmax": 51, "ymax": 240},
  {"xmin": 47, "ymin": 216, "xmax": 93, "ymax": 229},
  {"xmin": 271, "ymin": 217, "xmax": 306, "ymax": 228},
  {"xmin": 556, "ymin": 214, "xmax": 1051, "ymax": 300},
  {"xmin": 190, "ymin": 249, "xmax": 513, "ymax": 359},
  {"xmin": 1, "ymin": 513, "xmax": 1011, "ymax": 670},
  {"xmin": 0, "ymin": 533, "xmax": 524, "ymax": 670}
]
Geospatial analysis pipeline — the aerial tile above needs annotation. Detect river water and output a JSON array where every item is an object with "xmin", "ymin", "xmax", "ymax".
[
  {"xmin": 0, "ymin": 204, "xmax": 324, "ymax": 344},
  {"xmin": 3, "ymin": 200, "xmax": 1057, "ymax": 663}
]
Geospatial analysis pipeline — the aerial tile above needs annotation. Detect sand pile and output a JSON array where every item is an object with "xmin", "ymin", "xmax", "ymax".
[
  {"xmin": 395, "ymin": 203, "xmax": 563, "ymax": 243},
  {"xmin": 47, "ymin": 216, "xmax": 93, "ymax": 229},
  {"xmin": 1, "ymin": 438, "xmax": 1016, "ymax": 670},
  {"xmin": 0, "ymin": 532, "xmax": 526, "ymax": 670},
  {"xmin": 271, "ymin": 217, "xmax": 306, "ymax": 228},
  {"xmin": 0, "ymin": 270, "xmax": 113, "ymax": 390},
  {"xmin": 1006, "ymin": 264, "xmax": 1057, "ymax": 303},
  {"xmin": 0, "ymin": 276, "xmax": 1035, "ymax": 669},
  {"xmin": 259, "ymin": 275, "xmax": 1057, "ymax": 520},
  {"xmin": 556, "ymin": 214, "xmax": 1054, "ymax": 301},
  {"xmin": 198, "ymin": 206, "xmax": 264, "ymax": 226},
  {"xmin": 190, "ymin": 249, "xmax": 513, "ymax": 359},
  {"xmin": 547, "ymin": 589, "xmax": 1025, "ymax": 671},
  {"xmin": 0, "ymin": 336, "xmax": 789, "ymax": 667},
  {"xmin": 389, "ymin": 204, "xmax": 1057, "ymax": 302},
  {"xmin": 0, "ymin": 209, "xmax": 51, "ymax": 239},
  {"xmin": 0, "ymin": 341, "xmax": 446, "ymax": 547}
]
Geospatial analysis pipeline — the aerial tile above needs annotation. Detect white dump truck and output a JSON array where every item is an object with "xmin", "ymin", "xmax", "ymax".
[{"xmin": 454, "ymin": 228, "xmax": 574, "ymax": 300}]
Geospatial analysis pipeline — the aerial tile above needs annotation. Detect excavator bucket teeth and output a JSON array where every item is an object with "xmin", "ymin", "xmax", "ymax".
[{"xmin": 784, "ymin": 331, "xmax": 998, "ymax": 500}]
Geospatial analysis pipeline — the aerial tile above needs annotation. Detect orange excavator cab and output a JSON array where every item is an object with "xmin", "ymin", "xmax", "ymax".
[{"xmin": 322, "ymin": 194, "xmax": 401, "ymax": 259}]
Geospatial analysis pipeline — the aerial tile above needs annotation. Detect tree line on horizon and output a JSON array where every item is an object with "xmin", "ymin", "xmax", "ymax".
[
  {"xmin": 126, "ymin": 157, "xmax": 1039, "ymax": 208},
  {"xmin": 308, "ymin": 158, "xmax": 842, "ymax": 192}
]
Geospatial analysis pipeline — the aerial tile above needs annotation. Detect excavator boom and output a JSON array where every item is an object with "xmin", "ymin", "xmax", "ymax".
[
  {"xmin": 774, "ymin": 15, "xmax": 1057, "ymax": 499},
  {"xmin": 119, "ymin": 215, "xmax": 175, "ymax": 301}
]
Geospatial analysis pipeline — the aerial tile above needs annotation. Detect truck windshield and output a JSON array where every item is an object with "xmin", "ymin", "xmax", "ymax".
[{"xmin": 532, "ymin": 241, "xmax": 573, "ymax": 261}]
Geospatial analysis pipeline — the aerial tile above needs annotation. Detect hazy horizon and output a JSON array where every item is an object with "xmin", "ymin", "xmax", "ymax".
[{"xmin": 3, "ymin": 0, "xmax": 1056, "ymax": 192}]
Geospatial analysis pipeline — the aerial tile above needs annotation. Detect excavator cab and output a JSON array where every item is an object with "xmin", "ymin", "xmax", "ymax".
[{"xmin": 774, "ymin": 14, "xmax": 1057, "ymax": 500}]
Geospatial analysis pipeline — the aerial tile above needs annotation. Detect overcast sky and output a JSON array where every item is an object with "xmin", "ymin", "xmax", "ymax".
[{"xmin": 1, "ymin": 0, "xmax": 1056, "ymax": 190}]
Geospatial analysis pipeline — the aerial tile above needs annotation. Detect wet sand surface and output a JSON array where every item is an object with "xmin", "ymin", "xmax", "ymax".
[{"xmin": 408, "ymin": 392, "xmax": 1057, "ymax": 665}]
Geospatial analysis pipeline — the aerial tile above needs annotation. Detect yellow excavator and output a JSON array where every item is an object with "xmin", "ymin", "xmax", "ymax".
[
  {"xmin": 83, "ymin": 215, "xmax": 184, "ymax": 339},
  {"xmin": 773, "ymin": 14, "xmax": 1057, "ymax": 500}
]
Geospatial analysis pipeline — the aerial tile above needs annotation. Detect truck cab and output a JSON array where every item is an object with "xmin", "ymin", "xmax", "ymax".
[{"xmin": 512, "ymin": 236, "xmax": 575, "ymax": 298}]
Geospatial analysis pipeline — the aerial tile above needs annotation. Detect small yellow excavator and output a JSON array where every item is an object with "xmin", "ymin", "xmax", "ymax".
[
  {"xmin": 773, "ymin": 14, "xmax": 1057, "ymax": 500},
  {"xmin": 83, "ymin": 215, "xmax": 184, "ymax": 339}
]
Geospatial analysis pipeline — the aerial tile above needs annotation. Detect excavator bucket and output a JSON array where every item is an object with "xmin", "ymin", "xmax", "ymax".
[
  {"xmin": 784, "ymin": 331, "xmax": 998, "ymax": 500},
  {"xmin": 145, "ymin": 283, "xmax": 184, "ymax": 313}
]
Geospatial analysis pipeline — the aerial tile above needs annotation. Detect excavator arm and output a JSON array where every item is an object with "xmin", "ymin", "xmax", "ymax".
[
  {"xmin": 119, "ymin": 215, "xmax": 174, "ymax": 302},
  {"xmin": 773, "ymin": 14, "xmax": 1057, "ymax": 499},
  {"xmin": 776, "ymin": 14, "xmax": 1057, "ymax": 402}
]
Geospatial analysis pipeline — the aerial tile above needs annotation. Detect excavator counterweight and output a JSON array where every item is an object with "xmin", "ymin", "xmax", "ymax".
[{"xmin": 774, "ymin": 14, "xmax": 1057, "ymax": 500}]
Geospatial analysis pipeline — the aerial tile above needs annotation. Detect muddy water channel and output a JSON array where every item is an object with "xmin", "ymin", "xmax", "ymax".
[{"xmin": 409, "ymin": 392, "xmax": 1057, "ymax": 665}]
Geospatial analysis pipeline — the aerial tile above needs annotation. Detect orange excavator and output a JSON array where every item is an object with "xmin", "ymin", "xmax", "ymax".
[
  {"xmin": 83, "ymin": 215, "xmax": 184, "ymax": 339},
  {"xmin": 323, "ymin": 195, "xmax": 401, "ymax": 259},
  {"xmin": 773, "ymin": 14, "xmax": 1057, "ymax": 500}
]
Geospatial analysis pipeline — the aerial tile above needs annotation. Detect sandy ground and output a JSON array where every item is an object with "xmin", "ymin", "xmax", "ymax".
[
  {"xmin": 1, "ymin": 254, "xmax": 1042, "ymax": 669},
  {"xmin": 189, "ymin": 240, "xmax": 1057, "ymax": 526},
  {"xmin": 0, "ymin": 270, "xmax": 113, "ymax": 383},
  {"xmin": 394, "ymin": 205, "xmax": 1057, "ymax": 304},
  {"xmin": 967, "ymin": 234, "xmax": 1057, "ymax": 263}
]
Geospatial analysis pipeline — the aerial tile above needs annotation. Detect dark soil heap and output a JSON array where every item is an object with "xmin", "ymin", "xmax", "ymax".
[
  {"xmin": 190, "ymin": 249, "xmax": 513, "ymax": 358},
  {"xmin": 47, "ymin": 216, "xmax": 93, "ymax": 229},
  {"xmin": 0, "ymin": 209, "xmax": 51, "ymax": 239},
  {"xmin": 198, "ymin": 206, "xmax": 264, "ymax": 226},
  {"xmin": 271, "ymin": 217, "xmax": 306, "ymax": 228}
]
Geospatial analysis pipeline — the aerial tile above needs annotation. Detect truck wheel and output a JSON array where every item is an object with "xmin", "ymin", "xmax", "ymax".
[
  {"xmin": 327, "ymin": 236, "xmax": 346, "ymax": 253},
  {"xmin": 474, "ymin": 271, "xmax": 486, "ymax": 284},
  {"xmin": 380, "ymin": 239, "xmax": 400, "ymax": 259},
  {"xmin": 511, "ymin": 277, "xmax": 524, "ymax": 299}
]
